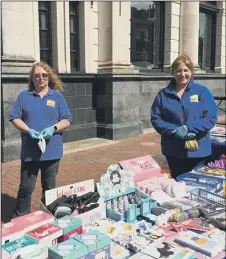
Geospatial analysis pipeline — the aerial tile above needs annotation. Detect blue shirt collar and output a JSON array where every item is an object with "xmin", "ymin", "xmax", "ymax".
[
  {"xmin": 28, "ymin": 87, "xmax": 54, "ymax": 96},
  {"xmin": 165, "ymin": 78, "xmax": 194, "ymax": 95}
]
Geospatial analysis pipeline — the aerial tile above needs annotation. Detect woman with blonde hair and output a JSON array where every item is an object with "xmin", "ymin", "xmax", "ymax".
[
  {"xmin": 151, "ymin": 55, "xmax": 217, "ymax": 178},
  {"xmin": 10, "ymin": 61, "xmax": 72, "ymax": 217}
]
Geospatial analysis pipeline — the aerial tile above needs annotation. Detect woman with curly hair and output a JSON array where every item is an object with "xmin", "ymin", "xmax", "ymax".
[{"xmin": 10, "ymin": 61, "xmax": 72, "ymax": 217}]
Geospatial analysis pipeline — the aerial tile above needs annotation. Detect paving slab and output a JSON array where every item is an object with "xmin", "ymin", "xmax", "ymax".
[{"xmin": 1, "ymin": 131, "xmax": 166, "ymax": 223}]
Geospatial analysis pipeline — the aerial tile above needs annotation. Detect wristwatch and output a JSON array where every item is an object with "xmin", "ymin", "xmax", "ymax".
[{"xmin": 54, "ymin": 125, "xmax": 58, "ymax": 132}]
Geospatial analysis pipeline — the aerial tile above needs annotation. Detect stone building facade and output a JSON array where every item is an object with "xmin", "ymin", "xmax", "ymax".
[{"xmin": 1, "ymin": 1, "xmax": 226, "ymax": 161}]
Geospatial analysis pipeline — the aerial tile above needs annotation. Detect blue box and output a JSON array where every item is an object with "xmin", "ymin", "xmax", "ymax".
[{"xmin": 176, "ymin": 170, "xmax": 225, "ymax": 193}]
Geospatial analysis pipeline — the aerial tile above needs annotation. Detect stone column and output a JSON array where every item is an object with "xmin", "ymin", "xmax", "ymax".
[
  {"xmin": 51, "ymin": 2, "xmax": 71, "ymax": 73},
  {"xmin": 179, "ymin": 2, "xmax": 200, "ymax": 68},
  {"xmin": 1, "ymin": 2, "xmax": 39, "ymax": 73},
  {"xmin": 98, "ymin": 1, "xmax": 134, "ymax": 73},
  {"xmin": 163, "ymin": 1, "xmax": 180, "ymax": 72},
  {"xmin": 215, "ymin": 1, "xmax": 226, "ymax": 74}
]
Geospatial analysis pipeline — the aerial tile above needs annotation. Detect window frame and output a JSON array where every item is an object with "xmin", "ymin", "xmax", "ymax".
[
  {"xmin": 69, "ymin": 1, "xmax": 80, "ymax": 72},
  {"xmin": 130, "ymin": 1, "xmax": 165, "ymax": 72},
  {"xmin": 38, "ymin": 1, "xmax": 52, "ymax": 66},
  {"xmin": 199, "ymin": 3, "xmax": 218, "ymax": 72}
]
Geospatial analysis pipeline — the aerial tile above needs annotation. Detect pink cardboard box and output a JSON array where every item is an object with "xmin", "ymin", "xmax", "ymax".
[
  {"xmin": 26, "ymin": 223, "xmax": 63, "ymax": 258},
  {"xmin": 2, "ymin": 222, "xmax": 24, "ymax": 244},
  {"xmin": 120, "ymin": 155, "xmax": 161, "ymax": 183},
  {"xmin": 12, "ymin": 210, "xmax": 55, "ymax": 233},
  {"xmin": 26, "ymin": 223, "xmax": 63, "ymax": 246}
]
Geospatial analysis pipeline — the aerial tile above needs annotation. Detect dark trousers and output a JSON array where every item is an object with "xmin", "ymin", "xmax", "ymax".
[
  {"xmin": 165, "ymin": 156, "xmax": 207, "ymax": 179},
  {"xmin": 14, "ymin": 159, "xmax": 60, "ymax": 217}
]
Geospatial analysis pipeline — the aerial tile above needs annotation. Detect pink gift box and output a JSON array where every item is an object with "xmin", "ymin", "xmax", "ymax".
[
  {"xmin": 2, "ymin": 222, "xmax": 24, "ymax": 244},
  {"xmin": 26, "ymin": 223, "xmax": 63, "ymax": 259},
  {"xmin": 120, "ymin": 155, "xmax": 161, "ymax": 183},
  {"xmin": 26, "ymin": 223, "xmax": 63, "ymax": 246},
  {"xmin": 12, "ymin": 210, "xmax": 54, "ymax": 233}
]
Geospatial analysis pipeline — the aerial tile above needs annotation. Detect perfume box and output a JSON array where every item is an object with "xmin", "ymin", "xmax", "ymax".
[
  {"xmin": 52, "ymin": 215, "xmax": 83, "ymax": 242},
  {"xmin": 48, "ymin": 239, "xmax": 88, "ymax": 259},
  {"xmin": 1, "ymin": 235, "xmax": 43, "ymax": 259},
  {"xmin": 2, "ymin": 221, "xmax": 24, "ymax": 244},
  {"xmin": 12, "ymin": 210, "xmax": 55, "ymax": 233},
  {"xmin": 26, "ymin": 223, "xmax": 63, "ymax": 257},
  {"xmin": 75, "ymin": 230, "xmax": 111, "ymax": 252},
  {"xmin": 119, "ymin": 155, "xmax": 161, "ymax": 184},
  {"xmin": 48, "ymin": 230, "xmax": 111, "ymax": 259}
]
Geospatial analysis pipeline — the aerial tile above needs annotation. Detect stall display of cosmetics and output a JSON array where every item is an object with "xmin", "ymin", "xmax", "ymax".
[
  {"xmin": 46, "ymin": 191, "xmax": 100, "ymax": 219},
  {"xmin": 106, "ymin": 193, "xmax": 142, "ymax": 215}
]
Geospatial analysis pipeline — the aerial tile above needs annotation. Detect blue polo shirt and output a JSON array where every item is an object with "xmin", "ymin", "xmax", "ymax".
[{"xmin": 9, "ymin": 88, "xmax": 72, "ymax": 162}]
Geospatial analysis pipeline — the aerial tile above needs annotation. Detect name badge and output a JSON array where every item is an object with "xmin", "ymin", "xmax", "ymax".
[
  {"xmin": 190, "ymin": 95, "xmax": 199, "ymax": 102},
  {"xmin": 47, "ymin": 100, "xmax": 55, "ymax": 107}
]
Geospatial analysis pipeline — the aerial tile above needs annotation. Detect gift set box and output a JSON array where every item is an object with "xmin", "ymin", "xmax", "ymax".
[
  {"xmin": 97, "ymin": 164, "xmax": 153, "ymax": 223},
  {"xmin": 2, "ymin": 221, "xmax": 24, "ymax": 245},
  {"xmin": 52, "ymin": 215, "xmax": 83, "ymax": 242},
  {"xmin": 119, "ymin": 155, "xmax": 161, "ymax": 184},
  {"xmin": 2, "ymin": 235, "xmax": 46, "ymax": 259},
  {"xmin": 48, "ymin": 230, "xmax": 111, "ymax": 259},
  {"xmin": 11, "ymin": 210, "xmax": 54, "ymax": 232},
  {"xmin": 26, "ymin": 223, "xmax": 63, "ymax": 258},
  {"xmin": 40, "ymin": 179, "xmax": 106, "ymax": 225}
]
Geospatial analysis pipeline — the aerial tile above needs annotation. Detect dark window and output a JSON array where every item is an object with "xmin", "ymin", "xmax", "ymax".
[
  {"xmin": 69, "ymin": 2, "xmax": 79, "ymax": 71},
  {"xmin": 198, "ymin": 3, "xmax": 218, "ymax": 71},
  {"xmin": 38, "ymin": 2, "xmax": 52, "ymax": 65},
  {"xmin": 131, "ymin": 1, "xmax": 165, "ymax": 71}
]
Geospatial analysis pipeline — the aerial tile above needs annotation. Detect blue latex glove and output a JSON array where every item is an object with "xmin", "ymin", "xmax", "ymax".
[
  {"xmin": 174, "ymin": 125, "xmax": 188, "ymax": 139},
  {"xmin": 184, "ymin": 133, "xmax": 197, "ymax": 140},
  {"xmin": 41, "ymin": 126, "xmax": 56, "ymax": 139},
  {"xmin": 28, "ymin": 128, "xmax": 40, "ymax": 139}
]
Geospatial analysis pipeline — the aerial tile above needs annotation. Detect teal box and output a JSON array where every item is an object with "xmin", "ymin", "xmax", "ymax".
[
  {"xmin": 127, "ymin": 204, "xmax": 137, "ymax": 223},
  {"xmin": 75, "ymin": 230, "xmax": 111, "ymax": 252},
  {"xmin": 2, "ymin": 235, "xmax": 39, "ymax": 256},
  {"xmin": 106, "ymin": 189, "xmax": 152, "ymax": 223},
  {"xmin": 48, "ymin": 231, "xmax": 111, "ymax": 259},
  {"xmin": 48, "ymin": 238, "xmax": 88, "ymax": 259},
  {"xmin": 52, "ymin": 215, "xmax": 83, "ymax": 242}
]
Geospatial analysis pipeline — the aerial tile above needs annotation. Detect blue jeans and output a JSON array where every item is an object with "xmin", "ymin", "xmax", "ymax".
[{"xmin": 13, "ymin": 159, "xmax": 60, "ymax": 217}]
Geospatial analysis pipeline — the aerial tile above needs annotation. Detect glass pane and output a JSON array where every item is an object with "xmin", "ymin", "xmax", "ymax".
[
  {"xmin": 199, "ymin": 12, "xmax": 213, "ymax": 70},
  {"xmin": 40, "ymin": 31, "xmax": 49, "ymax": 49},
  {"xmin": 131, "ymin": 1, "xmax": 162, "ymax": 67},
  {"xmin": 71, "ymin": 52, "xmax": 78, "ymax": 70},
  {"xmin": 40, "ymin": 13, "xmax": 47, "ymax": 30},
  {"xmin": 69, "ymin": 2, "xmax": 78, "ymax": 15},
  {"xmin": 70, "ymin": 17, "xmax": 77, "ymax": 33},
  {"xmin": 131, "ymin": 1, "xmax": 156, "ymax": 20},
  {"xmin": 70, "ymin": 35, "xmax": 77, "ymax": 51},
  {"xmin": 40, "ymin": 50, "xmax": 49, "ymax": 62},
  {"xmin": 39, "ymin": 2, "xmax": 48, "ymax": 10}
]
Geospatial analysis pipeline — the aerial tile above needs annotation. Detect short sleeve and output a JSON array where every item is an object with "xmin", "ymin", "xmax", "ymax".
[
  {"xmin": 9, "ymin": 92, "xmax": 23, "ymax": 121},
  {"xmin": 58, "ymin": 93, "xmax": 72, "ymax": 122}
]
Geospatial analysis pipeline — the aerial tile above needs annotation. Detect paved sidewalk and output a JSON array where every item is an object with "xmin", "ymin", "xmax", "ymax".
[{"xmin": 1, "ymin": 131, "xmax": 168, "ymax": 223}]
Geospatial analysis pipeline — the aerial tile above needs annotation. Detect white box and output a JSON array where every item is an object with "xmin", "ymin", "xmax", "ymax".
[{"xmin": 40, "ymin": 179, "xmax": 106, "ymax": 226}]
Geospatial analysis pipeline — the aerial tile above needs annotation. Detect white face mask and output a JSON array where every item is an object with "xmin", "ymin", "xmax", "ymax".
[{"xmin": 38, "ymin": 135, "xmax": 46, "ymax": 153}]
